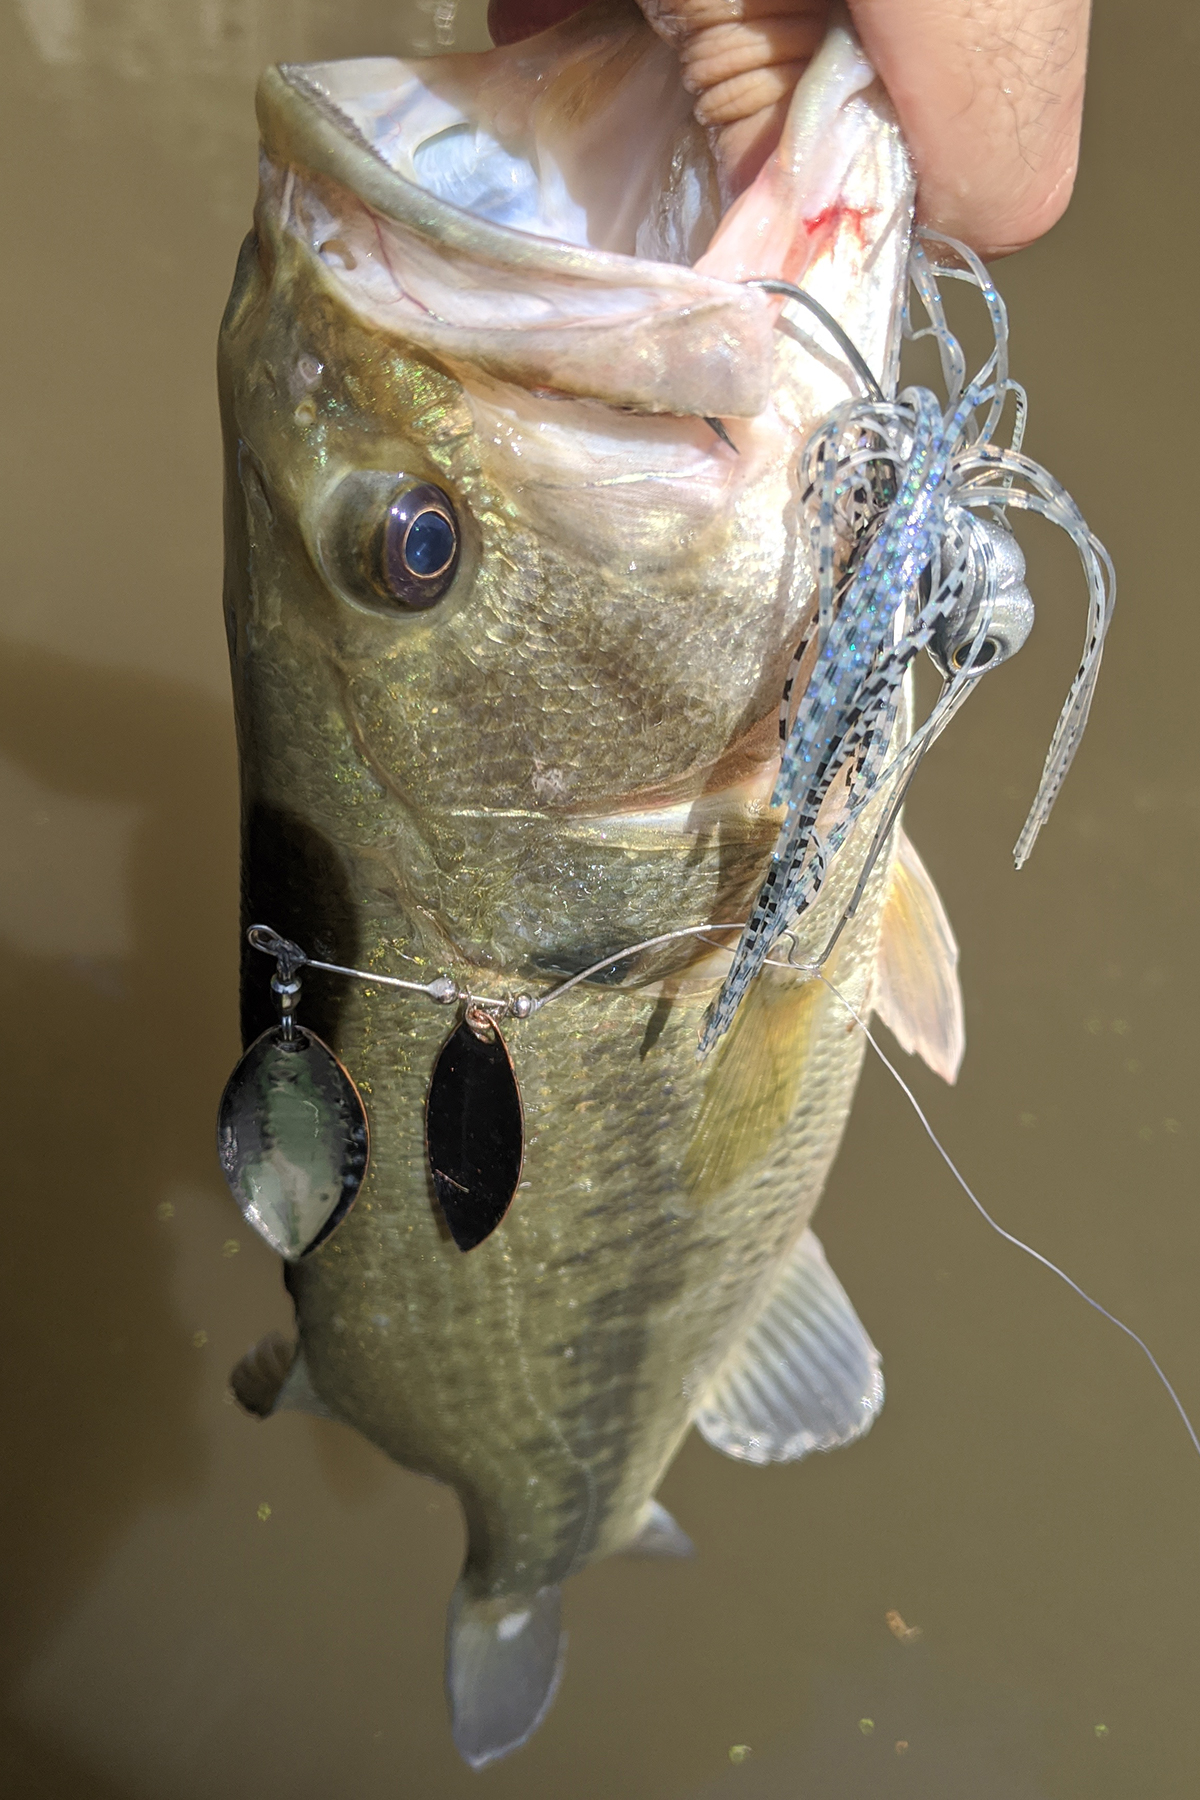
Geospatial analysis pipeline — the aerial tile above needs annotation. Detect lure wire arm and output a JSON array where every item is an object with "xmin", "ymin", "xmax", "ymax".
[
  {"xmin": 246, "ymin": 922, "xmax": 750, "ymax": 1023},
  {"xmin": 745, "ymin": 277, "xmax": 886, "ymax": 404}
]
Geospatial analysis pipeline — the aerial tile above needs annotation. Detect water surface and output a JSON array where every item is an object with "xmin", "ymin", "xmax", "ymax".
[{"xmin": 2, "ymin": 3, "xmax": 1198, "ymax": 1795}]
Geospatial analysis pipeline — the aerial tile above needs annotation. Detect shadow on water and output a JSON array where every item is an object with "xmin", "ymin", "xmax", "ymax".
[
  {"xmin": 0, "ymin": 642, "xmax": 238, "ymax": 1758},
  {"xmin": 0, "ymin": 1718, "xmax": 139, "ymax": 1800}
]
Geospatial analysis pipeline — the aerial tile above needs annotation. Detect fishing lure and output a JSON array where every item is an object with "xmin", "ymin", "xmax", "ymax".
[{"xmin": 700, "ymin": 229, "xmax": 1116, "ymax": 1052}]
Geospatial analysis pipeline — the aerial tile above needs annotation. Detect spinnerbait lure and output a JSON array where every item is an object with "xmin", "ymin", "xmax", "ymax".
[{"xmin": 700, "ymin": 230, "xmax": 1116, "ymax": 1053}]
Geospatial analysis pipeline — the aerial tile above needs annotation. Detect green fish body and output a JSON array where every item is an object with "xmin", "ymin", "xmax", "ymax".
[{"xmin": 219, "ymin": 1, "xmax": 962, "ymax": 1764}]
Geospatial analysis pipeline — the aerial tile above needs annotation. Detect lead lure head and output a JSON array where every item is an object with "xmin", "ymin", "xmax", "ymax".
[
  {"xmin": 216, "ymin": 928, "xmax": 369, "ymax": 1260},
  {"xmin": 928, "ymin": 513, "xmax": 1035, "ymax": 678}
]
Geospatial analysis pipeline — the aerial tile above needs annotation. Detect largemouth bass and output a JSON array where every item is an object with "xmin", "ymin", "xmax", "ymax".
[{"xmin": 219, "ymin": 0, "xmax": 969, "ymax": 1766}]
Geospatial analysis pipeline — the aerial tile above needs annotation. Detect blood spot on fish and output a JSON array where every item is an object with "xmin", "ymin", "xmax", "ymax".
[
  {"xmin": 780, "ymin": 204, "xmax": 879, "ymax": 282},
  {"xmin": 801, "ymin": 202, "xmax": 878, "ymax": 246}
]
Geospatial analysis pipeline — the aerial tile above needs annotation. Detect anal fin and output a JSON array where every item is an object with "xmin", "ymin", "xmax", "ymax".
[
  {"xmin": 694, "ymin": 1229, "xmax": 883, "ymax": 1463},
  {"xmin": 623, "ymin": 1500, "xmax": 694, "ymax": 1559},
  {"xmin": 446, "ymin": 1582, "xmax": 565, "ymax": 1770},
  {"xmin": 229, "ymin": 1332, "xmax": 333, "ymax": 1421}
]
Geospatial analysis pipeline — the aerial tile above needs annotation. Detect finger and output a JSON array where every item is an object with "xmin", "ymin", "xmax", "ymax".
[
  {"xmin": 486, "ymin": 0, "xmax": 1089, "ymax": 256},
  {"xmin": 638, "ymin": 0, "xmax": 832, "ymax": 193},
  {"xmin": 487, "ymin": 0, "xmax": 833, "ymax": 193},
  {"xmin": 846, "ymin": 0, "xmax": 1091, "ymax": 256}
]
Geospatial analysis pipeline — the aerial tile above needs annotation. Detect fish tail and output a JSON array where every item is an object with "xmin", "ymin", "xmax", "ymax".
[{"xmin": 445, "ymin": 1580, "xmax": 565, "ymax": 1769}]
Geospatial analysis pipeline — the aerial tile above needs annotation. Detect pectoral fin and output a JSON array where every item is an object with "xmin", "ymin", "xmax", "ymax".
[
  {"xmin": 694, "ymin": 1229, "xmax": 883, "ymax": 1463},
  {"xmin": 872, "ymin": 826, "xmax": 965, "ymax": 1084},
  {"xmin": 446, "ymin": 1582, "xmax": 565, "ymax": 1770}
]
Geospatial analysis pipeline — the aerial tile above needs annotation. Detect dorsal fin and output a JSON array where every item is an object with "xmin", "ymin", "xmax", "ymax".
[
  {"xmin": 872, "ymin": 826, "xmax": 965, "ymax": 1084},
  {"xmin": 693, "ymin": 1229, "xmax": 883, "ymax": 1463}
]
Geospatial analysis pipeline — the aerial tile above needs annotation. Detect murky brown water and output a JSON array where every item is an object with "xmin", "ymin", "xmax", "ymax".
[{"xmin": 2, "ymin": 3, "xmax": 1198, "ymax": 1795}]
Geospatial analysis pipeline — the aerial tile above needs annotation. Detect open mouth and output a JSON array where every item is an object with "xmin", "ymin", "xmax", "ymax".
[
  {"xmin": 257, "ymin": 0, "xmax": 912, "ymax": 420},
  {"xmin": 308, "ymin": 1, "xmax": 719, "ymax": 265}
]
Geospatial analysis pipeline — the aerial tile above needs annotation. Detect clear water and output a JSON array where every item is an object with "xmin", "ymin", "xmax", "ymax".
[{"xmin": 2, "ymin": 3, "xmax": 1198, "ymax": 1795}]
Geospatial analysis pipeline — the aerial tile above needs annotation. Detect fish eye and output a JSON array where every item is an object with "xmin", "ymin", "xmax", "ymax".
[
  {"xmin": 381, "ymin": 483, "xmax": 459, "ymax": 607},
  {"xmin": 316, "ymin": 471, "xmax": 465, "ymax": 617}
]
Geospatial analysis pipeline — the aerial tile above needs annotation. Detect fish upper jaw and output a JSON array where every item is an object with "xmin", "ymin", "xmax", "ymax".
[{"xmin": 255, "ymin": 0, "xmax": 913, "ymax": 418}]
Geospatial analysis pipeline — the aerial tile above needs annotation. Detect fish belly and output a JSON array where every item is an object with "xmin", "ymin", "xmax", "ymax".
[{"xmin": 277, "ymin": 863, "xmax": 886, "ymax": 1598}]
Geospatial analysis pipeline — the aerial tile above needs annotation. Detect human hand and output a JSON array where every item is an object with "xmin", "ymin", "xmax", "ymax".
[
  {"xmin": 487, "ymin": 0, "xmax": 1092, "ymax": 258},
  {"xmin": 846, "ymin": 0, "xmax": 1091, "ymax": 255}
]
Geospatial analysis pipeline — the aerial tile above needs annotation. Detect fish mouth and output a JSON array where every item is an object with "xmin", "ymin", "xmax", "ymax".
[
  {"xmin": 256, "ymin": 0, "xmax": 912, "ymax": 418},
  {"xmin": 249, "ymin": 0, "xmax": 914, "ymax": 840}
]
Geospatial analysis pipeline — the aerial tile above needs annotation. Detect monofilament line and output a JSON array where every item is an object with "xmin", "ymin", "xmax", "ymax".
[{"xmin": 817, "ymin": 973, "xmax": 1200, "ymax": 1462}]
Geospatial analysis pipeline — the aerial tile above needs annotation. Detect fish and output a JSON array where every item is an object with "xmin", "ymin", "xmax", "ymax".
[{"xmin": 218, "ymin": 0, "xmax": 967, "ymax": 1767}]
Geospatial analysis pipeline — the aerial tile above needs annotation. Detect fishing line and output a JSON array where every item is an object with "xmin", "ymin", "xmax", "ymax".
[{"xmin": 815, "ymin": 972, "xmax": 1200, "ymax": 1463}]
